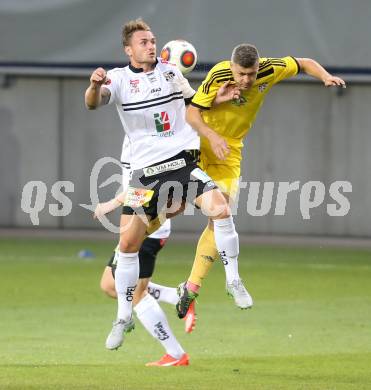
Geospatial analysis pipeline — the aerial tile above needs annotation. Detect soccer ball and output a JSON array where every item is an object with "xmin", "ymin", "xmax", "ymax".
[{"xmin": 160, "ymin": 40, "xmax": 197, "ymax": 75}]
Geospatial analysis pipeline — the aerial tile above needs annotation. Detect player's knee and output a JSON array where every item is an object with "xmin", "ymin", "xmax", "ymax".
[
  {"xmin": 119, "ymin": 239, "xmax": 139, "ymax": 253},
  {"xmin": 218, "ymin": 204, "xmax": 231, "ymax": 219},
  {"xmin": 211, "ymin": 203, "xmax": 231, "ymax": 220}
]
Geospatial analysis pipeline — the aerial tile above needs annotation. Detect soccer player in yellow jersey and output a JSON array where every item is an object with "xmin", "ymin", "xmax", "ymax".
[{"xmin": 175, "ymin": 43, "xmax": 346, "ymax": 318}]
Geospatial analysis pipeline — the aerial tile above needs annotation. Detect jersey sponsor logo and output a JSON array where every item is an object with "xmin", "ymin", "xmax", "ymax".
[
  {"xmin": 143, "ymin": 158, "xmax": 186, "ymax": 177},
  {"xmin": 151, "ymin": 87, "xmax": 162, "ymax": 94},
  {"xmin": 124, "ymin": 187, "xmax": 154, "ymax": 208},
  {"xmin": 130, "ymin": 79, "xmax": 140, "ymax": 93},
  {"xmin": 154, "ymin": 111, "xmax": 173, "ymax": 135},
  {"xmin": 231, "ymin": 95, "xmax": 247, "ymax": 106},
  {"xmin": 163, "ymin": 70, "xmax": 176, "ymax": 81},
  {"xmin": 258, "ymin": 82, "xmax": 268, "ymax": 92}
]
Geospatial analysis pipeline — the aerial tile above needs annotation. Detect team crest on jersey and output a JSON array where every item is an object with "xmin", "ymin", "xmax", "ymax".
[
  {"xmin": 258, "ymin": 82, "xmax": 268, "ymax": 92},
  {"xmin": 146, "ymin": 72, "xmax": 157, "ymax": 83},
  {"xmin": 232, "ymin": 96, "xmax": 247, "ymax": 106},
  {"xmin": 154, "ymin": 111, "xmax": 174, "ymax": 137},
  {"xmin": 129, "ymin": 79, "xmax": 140, "ymax": 93},
  {"xmin": 154, "ymin": 111, "xmax": 170, "ymax": 132},
  {"xmin": 163, "ymin": 70, "xmax": 176, "ymax": 81}
]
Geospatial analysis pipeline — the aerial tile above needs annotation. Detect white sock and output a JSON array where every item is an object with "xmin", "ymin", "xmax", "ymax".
[
  {"xmin": 115, "ymin": 251, "xmax": 139, "ymax": 322},
  {"xmin": 213, "ymin": 216, "xmax": 240, "ymax": 284},
  {"xmin": 147, "ymin": 282, "xmax": 178, "ymax": 305},
  {"xmin": 134, "ymin": 294, "xmax": 185, "ymax": 359}
]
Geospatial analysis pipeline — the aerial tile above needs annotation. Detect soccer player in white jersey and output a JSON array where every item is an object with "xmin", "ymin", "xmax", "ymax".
[
  {"xmin": 85, "ymin": 19, "xmax": 249, "ymax": 366},
  {"xmin": 98, "ymin": 138, "xmax": 196, "ymax": 356},
  {"xmin": 97, "ymin": 136, "xmax": 196, "ymax": 338},
  {"xmin": 95, "ymin": 137, "xmax": 192, "ymax": 366}
]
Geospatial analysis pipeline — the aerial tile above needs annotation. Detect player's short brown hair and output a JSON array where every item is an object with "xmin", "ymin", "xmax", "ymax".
[
  {"xmin": 231, "ymin": 44, "xmax": 259, "ymax": 68},
  {"xmin": 122, "ymin": 18, "xmax": 151, "ymax": 47}
]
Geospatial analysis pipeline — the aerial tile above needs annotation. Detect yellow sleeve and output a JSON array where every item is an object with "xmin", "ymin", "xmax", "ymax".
[
  {"xmin": 191, "ymin": 62, "xmax": 233, "ymax": 110},
  {"xmin": 271, "ymin": 56, "xmax": 300, "ymax": 84}
]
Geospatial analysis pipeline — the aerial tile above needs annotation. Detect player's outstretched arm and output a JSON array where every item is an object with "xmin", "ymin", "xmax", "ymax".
[
  {"xmin": 297, "ymin": 58, "xmax": 346, "ymax": 88},
  {"xmin": 93, "ymin": 192, "xmax": 125, "ymax": 219},
  {"xmin": 186, "ymin": 105, "xmax": 230, "ymax": 160},
  {"xmin": 85, "ymin": 67, "xmax": 111, "ymax": 109}
]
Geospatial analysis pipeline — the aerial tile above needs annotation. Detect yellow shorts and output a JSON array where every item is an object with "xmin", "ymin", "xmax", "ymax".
[{"xmin": 199, "ymin": 150, "xmax": 241, "ymax": 200}]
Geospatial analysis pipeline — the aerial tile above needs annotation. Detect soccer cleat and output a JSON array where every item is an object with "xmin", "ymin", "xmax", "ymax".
[
  {"xmin": 226, "ymin": 279, "xmax": 253, "ymax": 309},
  {"xmin": 145, "ymin": 353, "xmax": 189, "ymax": 367},
  {"xmin": 105, "ymin": 317, "xmax": 135, "ymax": 350},
  {"xmin": 184, "ymin": 300, "xmax": 197, "ymax": 333},
  {"xmin": 176, "ymin": 282, "xmax": 198, "ymax": 319}
]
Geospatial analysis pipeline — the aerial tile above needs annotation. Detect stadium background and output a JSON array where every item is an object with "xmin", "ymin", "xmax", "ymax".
[{"xmin": 1, "ymin": 0, "xmax": 370, "ymax": 237}]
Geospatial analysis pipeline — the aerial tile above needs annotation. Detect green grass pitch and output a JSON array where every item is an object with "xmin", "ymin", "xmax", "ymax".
[{"xmin": 0, "ymin": 237, "xmax": 371, "ymax": 389}]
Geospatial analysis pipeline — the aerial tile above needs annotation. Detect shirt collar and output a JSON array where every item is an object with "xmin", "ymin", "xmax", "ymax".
[{"xmin": 129, "ymin": 58, "xmax": 158, "ymax": 73}]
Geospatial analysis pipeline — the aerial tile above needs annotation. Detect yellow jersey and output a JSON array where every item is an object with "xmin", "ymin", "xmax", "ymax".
[{"xmin": 192, "ymin": 56, "xmax": 300, "ymax": 163}]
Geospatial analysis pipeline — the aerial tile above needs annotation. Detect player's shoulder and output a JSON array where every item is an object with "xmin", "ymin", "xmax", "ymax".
[
  {"xmin": 205, "ymin": 61, "xmax": 233, "ymax": 83},
  {"xmin": 207, "ymin": 60, "xmax": 232, "ymax": 76},
  {"xmin": 108, "ymin": 66, "xmax": 127, "ymax": 74},
  {"xmin": 258, "ymin": 57, "xmax": 296, "ymax": 70},
  {"xmin": 156, "ymin": 58, "xmax": 183, "ymax": 78},
  {"xmin": 256, "ymin": 57, "xmax": 285, "ymax": 79},
  {"xmin": 157, "ymin": 58, "xmax": 179, "ymax": 71},
  {"xmin": 258, "ymin": 56, "xmax": 299, "ymax": 79},
  {"xmin": 107, "ymin": 67, "xmax": 128, "ymax": 80},
  {"xmin": 201, "ymin": 61, "xmax": 233, "ymax": 93}
]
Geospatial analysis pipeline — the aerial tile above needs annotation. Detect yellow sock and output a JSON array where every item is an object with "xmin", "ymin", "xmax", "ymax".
[{"xmin": 188, "ymin": 226, "xmax": 219, "ymax": 287}]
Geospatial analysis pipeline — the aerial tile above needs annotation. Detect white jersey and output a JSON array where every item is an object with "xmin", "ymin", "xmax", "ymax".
[
  {"xmin": 120, "ymin": 136, "xmax": 171, "ymax": 239},
  {"xmin": 120, "ymin": 136, "xmax": 131, "ymax": 176},
  {"xmin": 104, "ymin": 58, "xmax": 199, "ymax": 170}
]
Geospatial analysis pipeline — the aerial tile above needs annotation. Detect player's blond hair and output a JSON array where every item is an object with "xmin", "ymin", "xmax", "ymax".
[
  {"xmin": 122, "ymin": 18, "xmax": 151, "ymax": 47},
  {"xmin": 231, "ymin": 44, "xmax": 259, "ymax": 68}
]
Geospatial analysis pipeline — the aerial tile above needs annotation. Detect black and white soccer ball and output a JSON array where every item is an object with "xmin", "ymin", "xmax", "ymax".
[{"xmin": 160, "ymin": 40, "xmax": 198, "ymax": 75}]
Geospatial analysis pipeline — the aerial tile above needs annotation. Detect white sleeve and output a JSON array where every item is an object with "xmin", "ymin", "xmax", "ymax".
[
  {"xmin": 102, "ymin": 69, "xmax": 120, "ymax": 105},
  {"xmin": 174, "ymin": 68, "xmax": 196, "ymax": 99}
]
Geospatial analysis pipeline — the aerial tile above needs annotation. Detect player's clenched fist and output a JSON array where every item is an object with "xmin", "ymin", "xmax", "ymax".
[{"xmin": 90, "ymin": 67, "xmax": 107, "ymax": 86}]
